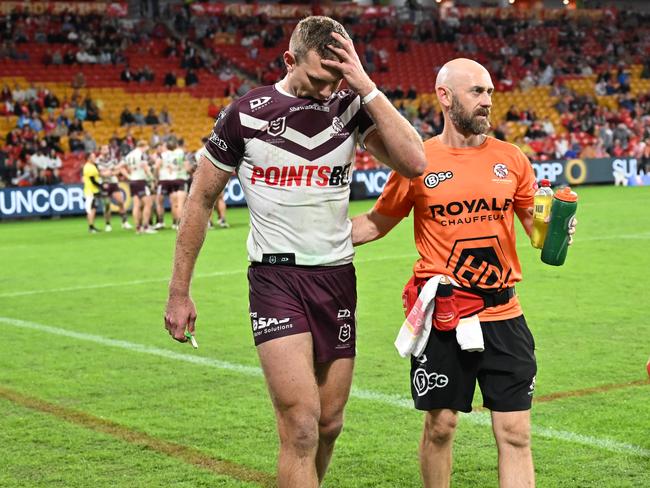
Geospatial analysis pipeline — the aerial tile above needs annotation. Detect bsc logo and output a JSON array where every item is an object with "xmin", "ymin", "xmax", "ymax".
[
  {"xmin": 413, "ymin": 368, "xmax": 449, "ymax": 396},
  {"xmin": 424, "ymin": 171, "xmax": 453, "ymax": 189}
]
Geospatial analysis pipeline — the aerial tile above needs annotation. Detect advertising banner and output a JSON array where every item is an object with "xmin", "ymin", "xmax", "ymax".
[{"xmin": 1, "ymin": 158, "xmax": 646, "ymax": 220}]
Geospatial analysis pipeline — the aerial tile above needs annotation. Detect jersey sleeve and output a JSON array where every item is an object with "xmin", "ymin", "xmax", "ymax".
[
  {"xmin": 373, "ymin": 170, "xmax": 414, "ymax": 218},
  {"xmin": 203, "ymin": 103, "xmax": 245, "ymax": 171},
  {"xmin": 512, "ymin": 149, "xmax": 536, "ymax": 209},
  {"xmin": 356, "ymin": 102, "xmax": 377, "ymax": 146}
]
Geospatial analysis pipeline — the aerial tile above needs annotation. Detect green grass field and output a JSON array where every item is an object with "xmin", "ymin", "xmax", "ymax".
[{"xmin": 1, "ymin": 185, "xmax": 649, "ymax": 487}]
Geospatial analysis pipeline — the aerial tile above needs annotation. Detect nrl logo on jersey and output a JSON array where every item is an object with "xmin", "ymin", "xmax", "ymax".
[
  {"xmin": 267, "ymin": 116, "xmax": 287, "ymax": 137},
  {"xmin": 249, "ymin": 96, "xmax": 273, "ymax": 111}
]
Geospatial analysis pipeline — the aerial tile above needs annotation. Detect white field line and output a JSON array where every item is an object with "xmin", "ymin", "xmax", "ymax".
[
  {"xmin": 0, "ymin": 254, "xmax": 417, "ymax": 299},
  {"xmin": 3, "ymin": 230, "xmax": 650, "ymax": 299},
  {"xmin": 1, "ymin": 316, "xmax": 648, "ymax": 459}
]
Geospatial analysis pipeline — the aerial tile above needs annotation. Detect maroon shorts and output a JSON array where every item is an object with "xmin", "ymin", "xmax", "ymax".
[
  {"xmin": 129, "ymin": 180, "xmax": 151, "ymax": 198},
  {"xmin": 157, "ymin": 180, "xmax": 181, "ymax": 196},
  {"xmin": 248, "ymin": 263, "xmax": 357, "ymax": 363},
  {"xmin": 103, "ymin": 182, "xmax": 121, "ymax": 195}
]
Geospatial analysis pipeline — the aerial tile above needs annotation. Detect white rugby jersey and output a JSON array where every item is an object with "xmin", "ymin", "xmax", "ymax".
[
  {"xmin": 159, "ymin": 150, "xmax": 178, "ymax": 181},
  {"xmin": 172, "ymin": 148, "xmax": 188, "ymax": 179},
  {"xmin": 203, "ymin": 83, "xmax": 376, "ymax": 266},
  {"xmin": 125, "ymin": 148, "xmax": 148, "ymax": 181},
  {"xmin": 96, "ymin": 155, "xmax": 118, "ymax": 183}
]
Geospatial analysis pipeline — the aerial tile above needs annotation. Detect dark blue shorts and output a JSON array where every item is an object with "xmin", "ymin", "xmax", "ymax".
[{"xmin": 247, "ymin": 263, "xmax": 356, "ymax": 363}]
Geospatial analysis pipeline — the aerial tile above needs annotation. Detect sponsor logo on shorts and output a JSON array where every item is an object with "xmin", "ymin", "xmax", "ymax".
[
  {"xmin": 252, "ymin": 316, "xmax": 293, "ymax": 337},
  {"xmin": 416, "ymin": 354, "xmax": 427, "ymax": 364},
  {"xmin": 338, "ymin": 323, "xmax": 351, "ymax": 342},
  {"xmin": 337, "ymin": 309, "xmax": 351, "ymax": 319},
  {"xmin": 413, "ymin": 368, "xmax": 449, "ymax": 397}
]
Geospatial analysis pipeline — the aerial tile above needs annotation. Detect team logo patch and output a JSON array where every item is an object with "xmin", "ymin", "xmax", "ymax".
[
  {"xmin": 267, "ymin": 116, "xmax": 287, "ymax": 137},
  {"xmin": 338, "ymin": 323, "xmax": 351, "ymax": 342},
  {"xmin": 331, "ymin": 116, "xmax": 345, "ymax": 133},
  {"xmin": 249, "ymin": 97, "xmax": 272, "ymax": 111},
  {"xmin": 413, "ymin": 368, "xmax": 449, "ymax": 396},
  {"xmin": 424, "ymin": 171, "xmax": 453, "ymax": 189},
  {"xmin": 493, "ymin": 163, "xmax": 509, "ymax": 178}
]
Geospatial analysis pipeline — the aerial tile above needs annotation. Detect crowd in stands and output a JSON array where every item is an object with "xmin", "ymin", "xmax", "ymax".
[{"xmin": 1, "ymin": 7, "xmax": 650, "ymax": 189}]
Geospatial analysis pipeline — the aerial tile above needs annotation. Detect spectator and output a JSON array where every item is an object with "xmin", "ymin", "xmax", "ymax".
[
  {"xmin": 164, "ymin": 71, "xmax": 177, "ymax": 88},
  {"xmin": 120, "ymin": 106, "xmax": 135, "ymax": 126},
  {"xmin": 159, "ymin": 106, "xmax": 171, "ymax": 125},
  {"xmin": 145, "ymin": 108, "xmax": 159, "ymax": 125},
  {"xmin": 83, "ymin": 132, "xmax": 97, "ymax": 154},
  {"xmin": 185, "ymin": 69, "xmax": 199, "ymax": 87},
  {"xmin": 133, "ymin": 107, "xmax": 145, "ymax": 126},
  {"xmin": 72, "ymin": 72, "xmax": 86, "ymax": 89},
  {"xmin": 121, "ymin": 66, "xmax": 134, "ymax": 83}
]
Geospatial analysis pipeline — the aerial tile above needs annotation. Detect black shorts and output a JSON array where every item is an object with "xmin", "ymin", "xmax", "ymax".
[
  {"xmin": 410, "ymin": 315, "xmax": 537, "ymax": 413},
  {"xmin": 247, "ymin": 263, "xmax": 357, "ymax": 363}
]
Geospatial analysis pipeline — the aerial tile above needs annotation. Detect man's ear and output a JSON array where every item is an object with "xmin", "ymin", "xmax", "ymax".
[
  {"xmin": 283, "ymin": 51, "xmax": 296, "ymax": 73},
  {"xmin": 437, "ymin": 86, "xmax": 452, "ymax": 110}
]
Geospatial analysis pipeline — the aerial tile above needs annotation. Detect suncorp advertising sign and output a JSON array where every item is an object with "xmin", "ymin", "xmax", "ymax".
[
  {"xmin": 0, "ymin": 184, "xmax": 85, "ymax": 219},
  {"xmin": 532, "ymin": 157, "xmax": 639, "ymax": 186}
]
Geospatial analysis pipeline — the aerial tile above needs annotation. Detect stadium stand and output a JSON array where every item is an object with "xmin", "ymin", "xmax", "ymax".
[{"xmin": 1, "ymin": 3, "xmax": 649, "ymax": 189}]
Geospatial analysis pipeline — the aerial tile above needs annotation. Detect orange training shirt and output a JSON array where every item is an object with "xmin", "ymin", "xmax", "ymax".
[{"xmin": 374, "ymin": 136, "xmax": 536, "ymax": 321}]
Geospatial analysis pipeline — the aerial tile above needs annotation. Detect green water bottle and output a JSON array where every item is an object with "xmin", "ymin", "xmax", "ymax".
[{"xmin": 541, "ymin": 187, "xmax": 578, "ymax": 266}]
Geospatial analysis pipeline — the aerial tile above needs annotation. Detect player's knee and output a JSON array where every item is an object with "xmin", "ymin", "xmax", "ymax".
[
  {"xmin": 423, "ymin": 410, "xmax": 457, "ymax": 446},
  {"xmin": 495, "ymin": 421, "xmax": 531, "ymax": 450},
  {"xmin": 279, "ymin": 410, "xmax": 319, "ymax": 455},
  {"xmin": 318, "ymin": 415, "xmax": 344, "ymax": 445}
]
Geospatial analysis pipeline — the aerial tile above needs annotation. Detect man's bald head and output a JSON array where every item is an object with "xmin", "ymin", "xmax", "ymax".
[
  {"xmin": 435, "ymin": 58, "xmax": 494, "ymax": 136},
  {"xmin": 435, "ymin": 58, "xmax": 492, "ymax": 91}
]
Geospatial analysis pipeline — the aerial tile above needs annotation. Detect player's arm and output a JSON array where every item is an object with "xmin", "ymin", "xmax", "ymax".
[
  {"xmin": 321, "ymin": 32, "xmax": 426, "ymax": 178},
  {"xmin": 165, "ymin": 156, "xmax": 231, "ymax": 342},
  {"xmin": 352, "ymin": 208, "xmax": 402, "ymax": 246}
]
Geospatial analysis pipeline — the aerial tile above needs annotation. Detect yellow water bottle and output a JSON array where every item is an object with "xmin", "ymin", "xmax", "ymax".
[{"xmin": 530, "ymin": 179, "xmax": 553, "ymax": 249}]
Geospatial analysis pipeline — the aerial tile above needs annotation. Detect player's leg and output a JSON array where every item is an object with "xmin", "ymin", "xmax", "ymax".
[
  {"xmin": 155, "ymin": 185, "xmax": 165, "ymax": 229},
  {"xmin": 492, "ymin": 410, "xmax": 534, "ymax": 488},
  {"xmin": 132, "ymin": 194, "xmax": 142, "ymax": 232},
  {"xmin": 175, "ymin": 189, "xmax": 187, "ymax": 227},
  {"xmin": 257, "ymin": 333, "xmax": 320, "ymax": 488},
  {"xmin": 112, "ymin": 189, "xmax": 131, "ymax": 229},
  {"xmin": 142, "ymin": 190, "xmax": 156, "ymax": 233},
  {"xmin": 216, "ymin": 193, "xmax": 229, "ymax": 227},
  {"xmin": 314, "ymin": 358, "xmax": 354, "ymax": 482},
  {"xmin": 420, "ymin": 409, "xmax": 458, "ymax": 488},
  {"xmin": 103, "ymin": 193, "xmax": 112, "ymax": 231},
  {"xmin": 85, "ymin": 194, "xmax": 99, "ymax": 232},
  {"xmin": 409, "ymin": 326, "xmax": 478, "ymax": 488},
  {"xmin": 478, "ymin": 316, "xmax": 536, "ymax": 488}
]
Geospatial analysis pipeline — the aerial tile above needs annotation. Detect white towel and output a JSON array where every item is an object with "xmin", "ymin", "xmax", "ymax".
[
  {"xmin": 394, "ymin": 275, "xmax": 485, "ymax": 357},
  {"xmin": 394, "ymin": 275, "xmax": 443, "ymax": 358},
  {"xmin": 455, "ymin": 315, "xmax": 484, "ymax": 352}
]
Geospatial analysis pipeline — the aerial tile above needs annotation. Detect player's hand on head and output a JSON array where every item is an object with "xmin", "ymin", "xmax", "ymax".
[
  {"xmin": 164, "ymin": 295, "xmax": 197, "ymax": 342},
  {"xmin": 321, "ymin": 32, "xmax": 375, "ymax": 97}
]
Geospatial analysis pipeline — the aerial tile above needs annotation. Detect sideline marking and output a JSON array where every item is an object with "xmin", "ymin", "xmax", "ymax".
[
  {"xmin": 0, "ymin": 385, "xmax": 275, "ymax": 488},
  {"xmin": 1, "ymin": 316, "xmax": 648, "ymax": 459}
]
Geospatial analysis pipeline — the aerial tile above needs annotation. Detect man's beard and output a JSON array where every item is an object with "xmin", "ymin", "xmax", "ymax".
[{"xmin": 449, "ymin": 96, "xmax": 491, "ymax": 135}]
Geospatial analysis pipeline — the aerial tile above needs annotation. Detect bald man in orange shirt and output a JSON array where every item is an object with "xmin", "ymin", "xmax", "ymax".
[{"xmin": 353, "ymin": 58, "xmax": 576, "ymax": 488}]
